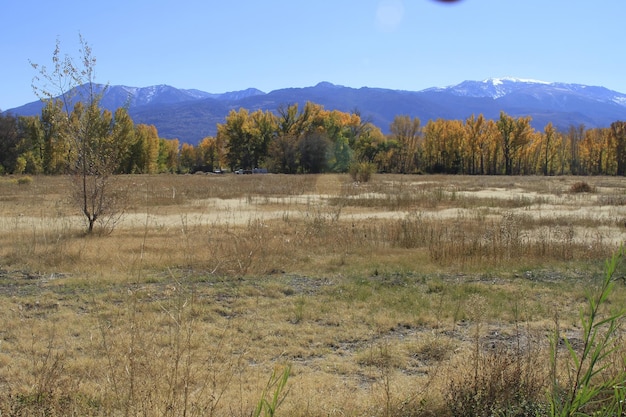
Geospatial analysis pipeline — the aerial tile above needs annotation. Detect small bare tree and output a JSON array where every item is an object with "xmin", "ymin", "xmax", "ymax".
[{"xmin": 31, "ymin": 35, "xmax": 128, "ymax": 234}]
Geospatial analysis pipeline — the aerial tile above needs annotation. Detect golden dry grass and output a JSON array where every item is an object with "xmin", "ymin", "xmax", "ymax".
[{"xmin": 0, "ymin": 173, "xmax": 626, "ymax": 416}]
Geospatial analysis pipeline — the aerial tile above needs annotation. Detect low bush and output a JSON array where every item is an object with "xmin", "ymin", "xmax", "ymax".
[
  {"xmin": 17, "ymin": 176, "xmax": 33, "ymax": 185},
  {"xmin": 569, "ymin": 181, "xmax": 594, "ymax": 193},
  {"xmin": 348, "ymin": 161, "xmax": 376, "ymax": 183}
]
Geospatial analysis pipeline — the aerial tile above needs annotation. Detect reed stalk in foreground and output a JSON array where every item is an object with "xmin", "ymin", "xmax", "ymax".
[{"xmin": 549, "ymin": 246, "xmax": 626, "ymax": 416}]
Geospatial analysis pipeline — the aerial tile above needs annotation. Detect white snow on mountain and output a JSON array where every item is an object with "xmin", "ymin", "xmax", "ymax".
[
  {"xmin": 614, "ymin": 96, "xmax": 626, "ymax": 106},
  {"xmin": 424, "ymin": 77, "xmax": 626, "ymax": 106},
  {"xmin": 486, "ymin": 77, "xmax": 551, "ymax": 86}
]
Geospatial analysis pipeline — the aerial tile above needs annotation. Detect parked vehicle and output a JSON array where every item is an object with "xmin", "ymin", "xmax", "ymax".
[{"xmin": 235, "ymin": 168, "xmax": 267, "ymax": 174}]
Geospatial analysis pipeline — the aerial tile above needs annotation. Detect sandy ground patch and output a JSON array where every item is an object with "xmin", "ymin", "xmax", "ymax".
[{"xmin": 2, "ymin": 176, "xmax": 626, "ymax": 249}]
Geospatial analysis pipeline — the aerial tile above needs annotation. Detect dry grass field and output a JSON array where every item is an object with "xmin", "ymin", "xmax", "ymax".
[{"xmin": 1, "ymin": 173, "xmax": 626, "ymax": 416}]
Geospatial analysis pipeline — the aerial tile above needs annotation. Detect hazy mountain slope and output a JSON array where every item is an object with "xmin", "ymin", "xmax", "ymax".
[{"xmin": 5, "ymin": 78, "xmax": 626, "ymax": 145}]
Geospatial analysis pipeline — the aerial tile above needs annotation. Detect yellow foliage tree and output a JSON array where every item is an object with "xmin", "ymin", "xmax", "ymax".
[
  {"xmin": 134, "ymin": 124, "xmax": 160, "ymax": 174},
  {"xmin": 389, "ymin": 115, "xmax": 421, "ymax": 173}
]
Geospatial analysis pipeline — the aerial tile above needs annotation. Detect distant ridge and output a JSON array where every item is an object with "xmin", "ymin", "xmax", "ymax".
[{"xmin": 6, "ymin": 78, "xmax": 626, "ymax": 144}]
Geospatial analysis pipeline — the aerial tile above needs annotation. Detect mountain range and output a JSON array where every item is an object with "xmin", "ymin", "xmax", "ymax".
[{"xmin": 6, "ymin": 77, "xmax": 626, "ymax": 145}]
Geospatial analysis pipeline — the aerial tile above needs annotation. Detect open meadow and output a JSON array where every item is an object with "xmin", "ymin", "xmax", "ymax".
[{"xmin": 1, "ymin": 173, "xmax": 626, "ymax": 416}]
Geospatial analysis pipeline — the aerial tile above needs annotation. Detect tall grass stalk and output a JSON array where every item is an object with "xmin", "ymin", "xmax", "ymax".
[
  {"xmin": 253, "ymin": 364, "xmax": 291, "ymax": 417},
  {"xmin": 549, "ymin": 246, "xmax": 626, "ymax": 416}
]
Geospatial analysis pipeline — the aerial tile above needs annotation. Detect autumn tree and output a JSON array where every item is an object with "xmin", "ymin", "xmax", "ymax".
[
  {"xmin": 464, "ymin": 114, "xmax": 487, "ymax": 174},
  {"xmin": 609, "ymin": 121, "xmax": 626, "ymax": 175},
  {"xmin": 422, "ymin": 119, "xmax": 464, "ymax": 173},
  {"xmin": 15, "ymin": 101, "xmax": 69, "ymax": 174},
  {"xmin": 323, "ymin": 110, "xmax": 360, "ymax": 172},
  {"xmin": 38, "ymin": 101, "xmax": 71, "ymax": 174},
  {"xmin": 158, "ymin": 138, "xmax": 180, "ymax": 173},
  {"xmin": 566, "ymin": 124, "xmax": 585, "ymax": 175},
  {"xmin": 249, "ymin": 109, "xmax": 277, "ymax": 167},
  {"xmin": 294, "ymin": 102, "xmax": 325, "ymax": 137},
  {"xmin": 110, "ymin": 107, "xmax": 135, "ymax": 174},
  {"xmin": 268, "ymin": 134, "xmax": 299, "ymax": 174},
  {"xmin": 179, "ymin": 143, "xmax": 196, "ymax": 173},
  {"xmin": 579, "ymin": 128, "xmax": 610, "ymax": 174},
  {"xmin": 267, "ymin": 104, "xmax": 300, "ymax": 173},
  {"xmin": 496, "ymin": 111, "xmax": 517, "ymax": 175},
  {"xmin": 352, "ymin": 122, "xmax": 386, "ymax": 164},
  {"xmin": 31, "ymin": 35, "xmax": 131, "ymax": 233},
  {"xmin": 518, "ymin": 130, "xmax": 543, "ymax": 175},
  {"xmin": 291, "ymin": 102, "xmax": 330, "ymax": 173},
  {"xmin": 276, "ymin": 103, "xmax": 299, "ymax": 136},
  {"xmin": 540, "ymin": 122, "xmax": 561, "ymax": 176},
  {"xmin": 195, "ymin": 136, "xmax": 221, "ymax": 172},
  {"xmin": 268, "ymin": 102, "xmax": 355, "ymax": 173},
  {"xmin": 129, "ymin": 124, "xmax": 160, "ymax": 173},
  {"xmin": 389, "ymin": 115, "xmax": 421, "ymax": 173},
  {"xmin": 554, "ymin": 131, "xmax": 571, "ymax": 175},
  {"xmin": 219, "ymin": 108, "xmax": 257, "ymax": 170},
  {"xmin": 422, "ymin": 119, "xmax": 443, "ymax": 172},
  {"xmin": 496, "ymin": 112, "xmax": 532, "ymax": 175}
]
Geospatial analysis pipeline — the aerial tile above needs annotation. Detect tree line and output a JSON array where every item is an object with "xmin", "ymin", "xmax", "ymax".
[
  {"xmin": 2, "ymin": 101, "xmax": 626, "ymax": 177},
  {"xmin": 0, "ymin": 101, "xmax": 180, "ymax": 176}
]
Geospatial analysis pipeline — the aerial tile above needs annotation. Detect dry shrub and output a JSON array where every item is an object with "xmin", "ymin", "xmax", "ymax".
[
  {"xmin": 569, "ymin": 181, "xmax": 595, "ymax": 193},
  {"xmin": 411, "ymin": 335, "xmax": 456, "ymax": 363},
  {"xmin": 348, "ymin": 161, "xmax": 376, "ymax": 183},
  {"xmin": 446, "ymin": 346, "xmax": 547, "ymax": 417},
  {"xmin": 17, "ymin": 176, "xmax": 33, "ymax": 185},
  {"xmin": 445, "ymin": 301, "xmax": 548, "ymax": 417}
]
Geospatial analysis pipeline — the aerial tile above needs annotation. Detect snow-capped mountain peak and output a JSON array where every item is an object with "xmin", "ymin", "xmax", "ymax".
[
  {"xmin": 428, "ymin": 77, "xmax": 626, "ymax": 106},
  {"xmin": 485, "ymin": 77, "xmax": 551, "ymax": 86},
  {"xmin": 438, "ymin": 77, "xmax": 554, "ymax": 99}
]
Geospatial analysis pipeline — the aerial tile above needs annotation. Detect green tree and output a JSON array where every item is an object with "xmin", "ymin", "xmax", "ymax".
[
  {"xmin": 15, "ymin": 116, "xmax": 45, "ymax": 174},
  {"xmin": 299, "ymin": 131, "xmax": 330, "ymax": 173},
  {"xmin": 0, "ymin": 112, "xmax": 22, "ymax": 174}
]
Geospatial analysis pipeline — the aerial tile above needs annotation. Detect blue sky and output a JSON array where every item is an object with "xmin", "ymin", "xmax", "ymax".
[{"xmin": 2, "ymin": 0, "xmax": 625, "ymax": 111}]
